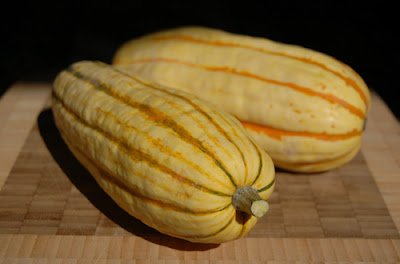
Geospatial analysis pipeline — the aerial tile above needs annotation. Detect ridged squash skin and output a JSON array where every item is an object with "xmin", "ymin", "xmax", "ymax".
[
  {"xmin": 112, "ymin": 26, "xmax": 371, "ymax": 173},
  {"xmin": 51, "ymin": 60, "xmax": 275, "ymax": 244}
]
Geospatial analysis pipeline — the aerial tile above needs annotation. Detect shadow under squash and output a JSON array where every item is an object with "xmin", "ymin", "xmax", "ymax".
[{"xmin": 37, "ymin": 108, "xmax": 219, "ymax": 251}]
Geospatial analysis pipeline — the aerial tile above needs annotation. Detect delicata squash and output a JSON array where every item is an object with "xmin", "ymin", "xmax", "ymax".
[
  {"xmin": 51, "ymin": 60, "xmax": 275, "ymax": 244},
  {"xmin": 113, "ymin": 26, "xmax": 371, "ymax": 172}
]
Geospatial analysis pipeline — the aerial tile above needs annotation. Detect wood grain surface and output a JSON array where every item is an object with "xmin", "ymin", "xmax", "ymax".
[{"xmin": 1, "ymin": 82, "xmax": 400, "ymax": 263}]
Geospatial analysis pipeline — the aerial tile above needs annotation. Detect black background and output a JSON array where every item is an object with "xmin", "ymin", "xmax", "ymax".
[{"xmin": 2, "ymin": 1, "xmax": 399, "ymax": 119}]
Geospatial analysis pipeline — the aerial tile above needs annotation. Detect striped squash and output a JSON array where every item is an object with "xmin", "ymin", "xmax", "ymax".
[
  {"xmin": 51, "ymin": 60, "xmax": 275, "ymax": 244},
  {"xmin": 112, "ymin": 26, "xmax": 371, "ymax": 173}
]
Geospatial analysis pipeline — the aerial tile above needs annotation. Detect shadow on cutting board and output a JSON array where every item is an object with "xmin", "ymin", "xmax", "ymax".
[{"xmin": 37, "ymin": 108, "xmax": 219, "ymax": 251}]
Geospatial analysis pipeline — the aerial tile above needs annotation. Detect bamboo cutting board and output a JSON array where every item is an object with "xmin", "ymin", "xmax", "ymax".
[{"xmin": 1, "ymin": 82, "xmax": 400, "ymax": 263}]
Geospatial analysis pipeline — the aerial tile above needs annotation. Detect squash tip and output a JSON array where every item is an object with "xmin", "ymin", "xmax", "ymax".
[{"xmin": 232, "ymin": 186, "xmax": 269, "ymax": 218}]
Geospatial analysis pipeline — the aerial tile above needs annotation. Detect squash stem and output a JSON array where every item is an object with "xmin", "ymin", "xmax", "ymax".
[{"xmin": 232, "ymin": 186, "xmax": 269, "ymax": 217}]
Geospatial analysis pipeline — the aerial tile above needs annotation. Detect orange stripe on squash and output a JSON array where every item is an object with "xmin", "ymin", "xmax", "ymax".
[
  {"xmin": 126, "ymin": 57, "xmax": 365, "ymax": 119},
  {"xmin": 153, "ymin": 35, "xmax": 368, "ymax": 109},
  {"xmin": 241, "ymin": 121, "xmax": 362, "ymax": 141}
]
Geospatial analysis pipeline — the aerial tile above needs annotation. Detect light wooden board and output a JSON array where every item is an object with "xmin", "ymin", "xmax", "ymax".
[{"xmin": 1, "ymin": 82, "xmax": 400, "ymax": 263}]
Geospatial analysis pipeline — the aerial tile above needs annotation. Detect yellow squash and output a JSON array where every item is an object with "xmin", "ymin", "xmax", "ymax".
[
  {"xmin": 51, "ymin": 60, "xmax": 275, "ymax": 244},
  {"xmin": 113, "ymin": 26, "xmax": 371, "ymax": 172}
]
